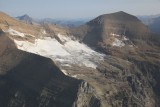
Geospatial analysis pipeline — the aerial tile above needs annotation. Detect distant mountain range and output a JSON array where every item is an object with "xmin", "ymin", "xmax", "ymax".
[
  {"xmin": 16, "ymin": 14, "xmax": 40, "ymax": 25},
  {"xmin": 16, "ymin": 14, "xmax": 90, "ymax": 27},
  {"xmin": 138, "ymin": 14, "xmax": 160, "ymax": 34},
  {"xmin": 40, "ymin": 18, "xmax": 90, "ymax": 27},
  {"xmin": 16, "ymin": 14, "xmax": 160, "ymax": 34}
]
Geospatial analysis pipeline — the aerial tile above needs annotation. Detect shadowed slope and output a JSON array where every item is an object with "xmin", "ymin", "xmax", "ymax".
[{"xmin": 0, "ymin": 31, "xmax": 99, "ymax": 107}]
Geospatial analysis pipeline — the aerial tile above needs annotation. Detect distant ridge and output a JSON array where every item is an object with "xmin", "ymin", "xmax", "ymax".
[
  {"xmin": 16, "ymin": 14, "xmax": 39, "ymax": 25},
  {"xmin": 0, "ymin": 11, "xmax": 40, "ymax": 35}
]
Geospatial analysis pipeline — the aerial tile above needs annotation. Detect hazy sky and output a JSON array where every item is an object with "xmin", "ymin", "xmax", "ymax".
[{"xmin": 0, "ymin": 0, "xmax": 160, "ymax": 19}]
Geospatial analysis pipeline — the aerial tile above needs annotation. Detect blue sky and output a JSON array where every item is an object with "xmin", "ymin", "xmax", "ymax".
[{"xmin": 0, "ymin": 0, "xmax": 160, "ymax": 19}]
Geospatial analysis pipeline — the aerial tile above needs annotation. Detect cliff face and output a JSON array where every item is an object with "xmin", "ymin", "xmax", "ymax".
[
  {"xmin": 73, "ymin": 82, "xmax": 100, "ymax": 107},
  {"xmin": 130, "ymin": 58, "xmax": 160, "ymax": 106}
]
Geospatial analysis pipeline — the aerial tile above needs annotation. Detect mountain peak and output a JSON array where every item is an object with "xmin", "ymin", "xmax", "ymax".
[
  {"xmin": 79, "ymin": 11, "xmax": 150, "ymax": 46},
  {"xmin": 111, "ymin": 11, "xmax": 137, "ymax": 18},
  {"xmin": 16, "ymin": 14, "xmax": 39, "ymax": 25},
  {"xmin": 21, "ymin": 14, "xmax": 30, "ymax": 18},
  {"xmin": 114, "ymin": 11, "xmax": 129, "ymax": 14},
  {"xmin": 88, "ymin": 11, "xmax": 139, "ymax": 26},
  {"xmin": 110, "ymin": 11, "xmax": 129, "ymax": 16},
  {"xmin": 17, "ymin": 14, "xmax": 32, "ymax": 20}
]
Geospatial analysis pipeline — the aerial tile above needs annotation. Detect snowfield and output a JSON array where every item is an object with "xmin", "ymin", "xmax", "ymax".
[
  {"xmin": 110, "ymin": 33, "xmax": 131, "ymax": 47},
  {"xmin": 14, "ymin": 34, "xmax": 105, "ymax": 69},
  {"xmin": 4, "ymin": 28, "xmax": 35, "ymax": 37},
  {"xmin": 6, "ymin": 28, "xmax": 25, "ymax": 37},
  {"xmin": 112, "ymin": 38, "xmax": 125, "ymax": 47}
]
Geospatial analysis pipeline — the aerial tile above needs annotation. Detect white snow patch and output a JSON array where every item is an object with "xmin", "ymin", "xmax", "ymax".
[
  {"xmin": 112, "ymin": 38, "xmax": 125, "ymax": 47},
  {"xmin": 6, "ymin": 28, "xmax": 25, "ymax": 37},
  {"xmin": 61, "ymin": 69, "xmax": 68, "ymax": 75},
  {"xmin": 15, "ymin": 37, "xmax": 70, "ymax": 56},
  {"xmin": 110, "ymin": 33, "xmax": 131, "ymax": 47},
  {"xmin": 110, "ymin": 33, "xmax": 120, "ymax": 37},
  {"xmin": 57, "ymin": 34, "xmax": 69, "ymax": 43},
  {"xmin": 4, "ymin": 28, "xmax": 35, "ymax": 38},
  {"xmin": 14, "ymin": 34, "xmax": 105, "ymax": 69},
  {"xmin": 71, "ymin": 74, "xmax": 85, "ymax": 79},
  {"xmin": 42, "ymin": 30, "xmax": 47, "ymax": 34},
  {"xmin": 129, "ymin": 45, "xmax": 134, "ymax": 47},
  {"xmin": 61, "ymin": 64, "xmax": 71, "ymax": 67},
  {"xmin": 72, "ymin": 75, "xmax": 77, "ymax": 78},
  {"xmin": 123, "ymin": 36, "xmax": 129, "ymax": 41}
]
